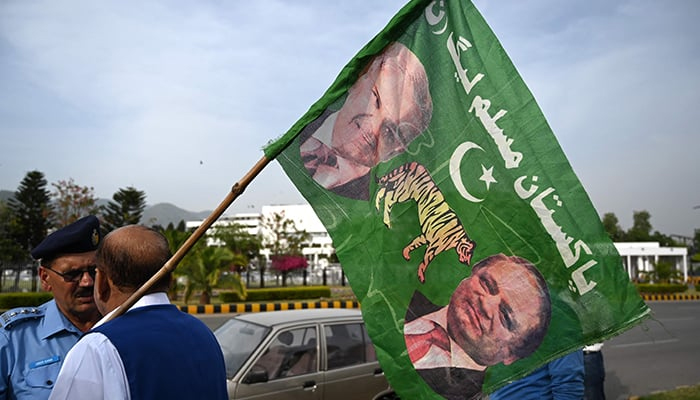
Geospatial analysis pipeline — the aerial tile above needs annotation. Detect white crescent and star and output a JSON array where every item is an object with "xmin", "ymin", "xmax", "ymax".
[
  {"xmin": 480, "ymin": 164, "xmax": 497, "ymax": 190},
  {"xmin": 449, "ymin": 141, "xmax": 498, "ymax": 203},
  {"xmin": 425, "ymin": 1, "xmax": 449, "ymax": 35}
]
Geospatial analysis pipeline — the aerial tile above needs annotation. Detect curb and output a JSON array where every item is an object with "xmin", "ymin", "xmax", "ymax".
[
  {"xmin": 177, "ymin": 299, "xmax": 360, "ymax": 314},
  {"xmin": 178, "ymin": 295, "xmax": 700, "ymax": 314},
  {"xmin": 3, "ymin": 295, "xmax": 697, "ymax": 316},
  {"xmin": 642, "ymin": 293, "xmax": 700, "ymax": 301}
]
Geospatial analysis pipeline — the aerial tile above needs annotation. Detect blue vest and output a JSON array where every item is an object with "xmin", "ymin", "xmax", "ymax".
[{"xmin": 93, "ymin": 304, "xmax": 227, "ymax": 399}]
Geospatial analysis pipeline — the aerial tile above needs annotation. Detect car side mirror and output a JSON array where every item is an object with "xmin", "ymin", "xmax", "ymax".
[{"xmin": 243, "ymin": 365, "xmax": 269, "ymax": 384}]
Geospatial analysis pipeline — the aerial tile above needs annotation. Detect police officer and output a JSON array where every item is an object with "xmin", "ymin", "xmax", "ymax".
[{"xmin": 0, "ymin": 215, "xmax": 102, "ymax": 400}]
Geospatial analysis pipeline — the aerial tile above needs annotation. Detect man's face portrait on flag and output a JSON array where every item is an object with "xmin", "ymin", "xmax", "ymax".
[
  {"xmin": 405, "ymin": 253, "xmax": 551, "ymax": 371},
  {"xmin": 332, "ymin": 41, "xmax": 432, "ymax": 167},
  {"xmin": 446, "ymin": 254, "xmax": 551, "ymax": 367},
  {"xmin": 299, "ymin": 41, "xmax": 432, "ymax": 200}
]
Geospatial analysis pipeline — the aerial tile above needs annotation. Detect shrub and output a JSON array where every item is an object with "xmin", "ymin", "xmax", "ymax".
[
  {"xmin": 219, "ymin": 291, "xmax": 246, "ymax": 303},
  {"xmin": 0, "ymin": 292, "xmax": 54, "ymax": 309},
  {"xmin": 635, "ymin": 283, "xmax": 687, "ymax": 294},
  {"xmin": 216, "ymin": 273, "xmax": 247, "ymax": 302},
  {"xmin": 218, "ymin": 286, "xmax": 332, "ymax": 302}
]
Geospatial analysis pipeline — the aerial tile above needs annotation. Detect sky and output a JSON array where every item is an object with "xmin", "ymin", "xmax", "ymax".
[{"xmin": 1, "ymin": 0, "xmax": 698, "ymax": 238}]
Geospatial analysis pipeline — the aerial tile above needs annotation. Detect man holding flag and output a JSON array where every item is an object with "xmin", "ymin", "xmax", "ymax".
[{"xmin": 49, "ymin": 225, "xmax": 227, "ymax": 400}]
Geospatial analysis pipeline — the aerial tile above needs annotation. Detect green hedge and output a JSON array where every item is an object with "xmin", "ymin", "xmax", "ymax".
[
  {"xmin": 219, "ymin": 286, "xmax": 332, "ymax": 303},
  {"xmin": 0, "ymin": 292, "xmax": 54, "ymax": 309},
  {"xmin": 218, "ymin": 291, "xmax": 246, "ymax": 303},
  {"xmin": 635, "ymin": 283, "xmax": 688, "ymax": 294}
]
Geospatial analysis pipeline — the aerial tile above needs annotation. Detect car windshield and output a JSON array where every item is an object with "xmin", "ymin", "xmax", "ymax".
[{"xmin": 215, "ymin": 319, "xmax": 271, "ymax": 378}]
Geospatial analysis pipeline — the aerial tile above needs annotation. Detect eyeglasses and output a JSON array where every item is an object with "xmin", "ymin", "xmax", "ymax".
[{"xmin": 44, "ymin": 266, "xmax": 97, "ymax": 283}]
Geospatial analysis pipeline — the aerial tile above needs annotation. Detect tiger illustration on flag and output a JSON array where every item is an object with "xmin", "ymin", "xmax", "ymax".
[{"xmin": 375, "ymin": 161, "xmax": 476, "ymax": 283}]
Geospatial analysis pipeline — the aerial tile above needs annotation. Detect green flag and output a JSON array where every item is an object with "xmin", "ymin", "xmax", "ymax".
[{"xmin": 268, "ymin": 0, "xmax": 650, "ymax": 398}]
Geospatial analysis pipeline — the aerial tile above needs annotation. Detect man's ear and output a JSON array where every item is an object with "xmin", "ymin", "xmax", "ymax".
[
  {"xmin": 39, "ymin": 267, "xmax": 51, "ymax": 292},
  {"xmin": 95, "ymin": 270, "xmax": 110, "ymax": 303}
]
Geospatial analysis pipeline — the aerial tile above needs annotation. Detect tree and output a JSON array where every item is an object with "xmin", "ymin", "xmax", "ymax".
[
  {"xmin": 160, "ymin": 223, "xmax": 247, "ymax": 304},
  {"xmin": 160, "ymin": 224, "xmax": 195, "ymax": 300},
  {"xmin": 51, "ymin": 178, "xmax": 100, "ymax": 226},
  {"xmin": 211, "ymin": 223, "xmax": 261, "ymax": 273},
  {"xmin": 601, "ymin": 212, "xmax": 626, "ymax": 242},
  {"xmin": 650, "ymin": 231, "xmax": 676, "ymax": 247},
  {"xmin": 101, "ymin": 186, "xmax": 146, "ymax": 232},
  {"xmin": 626, "ymin": 210, "xmax": 652, "ymax": 242},
  {"xmin": 7, "ymin": 170, "xmax": 53, "ymax": 291},
  {"xmin": 8, "ymin": 171, "xmax": 53, "ymax": 252},
  {"xmin": 650, "ymin": 260, "xmax": 681, "ymax": 283},
  {"xmin": 180, "ymin": 245, "xmax": 235, "ymax": 304},
  {"xmin": 262, "ymin": 211, "xmax": 310, "ymax": 286},
  {"xmin": 270, "ymin": 255, "xmax": 308, "ymax": 285},
  {"xmin": 0, "ymin": 200, "xmax": 25, "ymax": 265}
]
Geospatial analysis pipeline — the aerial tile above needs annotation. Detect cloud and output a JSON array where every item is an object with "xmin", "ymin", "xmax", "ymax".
[
  {"xmin": 1, "ymin": 0, "xmax": 699, "ymax": 236},
  {"xmin": 474, "ymin": 0, "xmax": 700, "ymax": 235}
]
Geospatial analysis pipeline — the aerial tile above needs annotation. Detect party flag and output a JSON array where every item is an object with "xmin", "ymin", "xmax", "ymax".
[{"xmin": 267, "ymin": 1, "xmax": 650, "ymax": 398}]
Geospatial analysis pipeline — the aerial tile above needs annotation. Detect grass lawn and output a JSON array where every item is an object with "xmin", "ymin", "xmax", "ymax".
[{"xmin": 636, "ymin": 384, "xmax": 700, "ymax": 400}]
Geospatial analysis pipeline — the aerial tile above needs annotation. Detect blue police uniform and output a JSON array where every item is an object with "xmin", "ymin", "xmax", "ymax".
[
  {"xmin": 0, "ymin": 300, "xmax": 84, "ymax": 400},
  {"xmin": 0, "ymin": 215, "xmax": 102, "ymax": 400}
]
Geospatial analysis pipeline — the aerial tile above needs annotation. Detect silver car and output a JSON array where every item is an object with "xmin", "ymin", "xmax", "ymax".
[{"xmin": 214, "ymin": 308, "xmax": 398, "ymax": 400}]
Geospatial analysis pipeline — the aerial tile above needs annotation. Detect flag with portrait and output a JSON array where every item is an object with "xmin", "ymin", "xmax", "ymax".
[{"xmin": 266, "ymin": 0, "xmax": 650, "ymax": 398}]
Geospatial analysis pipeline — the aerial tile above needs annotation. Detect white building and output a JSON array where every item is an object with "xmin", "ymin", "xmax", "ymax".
[
  {"xmin": 185, "ymin": 214, "xmax": 261, "ymax": 247},
  {"xmin": 259, "ymin": 205, "xmax": 335, "ymax": 269},
  {"xmin": 614, "ymin": 242, "xmax": 688, "ymax": 282},
  {"xmin": 187, "ymin": 204, "xmax": 335, "ymax": 270}
]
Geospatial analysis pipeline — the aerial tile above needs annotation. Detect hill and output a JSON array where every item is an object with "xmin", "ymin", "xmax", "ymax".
[
  {"xmin": 140, "ymin": 203, "xmax": 212, "ymax": 227},
  {"xmin": 0, "ymin": 190, "xmax": 12, "ymax": 202},
  {"xmin": 0, "ymin": 190, "xmax": 210, "ymax": 227}
]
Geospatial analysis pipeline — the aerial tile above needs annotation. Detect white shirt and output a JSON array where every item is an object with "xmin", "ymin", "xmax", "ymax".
[
  {"xmin": 314, "ymin": 111, "xmax": 337, "ymax": 146},
  {"xmin": 48, "ymin": 293, "xmax": 171, "ymax": 400},
  {"xmin": 404, "ymin": 307, "xmax": 485, "ymax": 371},
  {"xmin": 584, "ymin": 342, "xmax": 604, "ymax": 352}
]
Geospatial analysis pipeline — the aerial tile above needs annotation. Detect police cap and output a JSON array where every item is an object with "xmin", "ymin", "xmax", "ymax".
[{"xmin": 30, "ymin": 215, "xmax": 102, "ymax": 261}]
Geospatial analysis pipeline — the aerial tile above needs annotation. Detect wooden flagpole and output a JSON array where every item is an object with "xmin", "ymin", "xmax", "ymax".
[{"xmin": 101, "ymin": 155, "xmax": 272, "ymax": 323}]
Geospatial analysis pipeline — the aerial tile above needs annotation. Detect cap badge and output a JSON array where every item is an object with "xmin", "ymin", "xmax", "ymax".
[{"xmin": 91, "ymin": 228, "xmax": 100, "ymax": 246}]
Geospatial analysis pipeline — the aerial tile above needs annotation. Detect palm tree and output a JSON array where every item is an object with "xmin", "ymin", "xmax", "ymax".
[
  {"xmin": 160, "ymin": 226, "xmax": 194, "ymax": 300},
  {"xmin": 160, "ymin": 224, "xmax": 249, "ymax": 304},
  {"xmin": 181, "ymin": 245, "xmax": 235, "ymax": 305}
]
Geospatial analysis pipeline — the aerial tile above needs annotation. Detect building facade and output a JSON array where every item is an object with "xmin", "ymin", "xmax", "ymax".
[
  {"xmin": 614, "ymin": 242, "xmax": 688, "ymax": 283},
  {"xmin": 187, "ymin": 204, "xmax": 335, "ymax": 272}
]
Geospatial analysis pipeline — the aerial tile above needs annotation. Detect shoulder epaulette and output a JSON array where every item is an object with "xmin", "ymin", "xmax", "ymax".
[{"xmin": 0, "ymin": 307, "xmax": 44, "ymax": 330}]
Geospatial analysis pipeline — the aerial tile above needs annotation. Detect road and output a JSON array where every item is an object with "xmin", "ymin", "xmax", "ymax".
[
  {"xmin": 198, "ymin": 301, "xmax": 700, "ymax": 399},
  {"xmin": 604, "ymin": 301, "xmax": 700, "ymax": 399}
]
